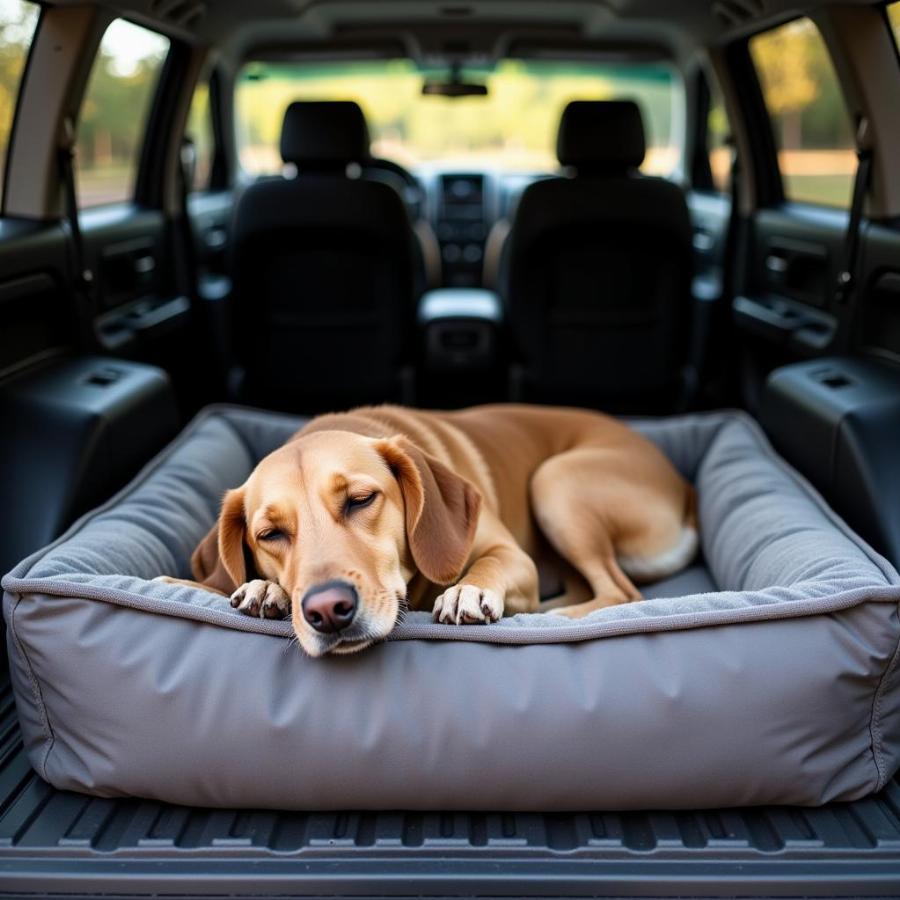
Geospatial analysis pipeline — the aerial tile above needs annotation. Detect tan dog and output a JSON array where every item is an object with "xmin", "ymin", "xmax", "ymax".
[{"xmin": 165, "ymin": 404, "xmax": 697, "ymax": 657}]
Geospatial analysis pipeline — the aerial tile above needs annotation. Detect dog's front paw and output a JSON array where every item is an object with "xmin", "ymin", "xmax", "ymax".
[
  {"xmin": 230, "ymin": 580, "xmax": 291, "ymax": 619},
  {"xmin": 433, "ymin": 584, "xmax": 503, "ymax": 625}
]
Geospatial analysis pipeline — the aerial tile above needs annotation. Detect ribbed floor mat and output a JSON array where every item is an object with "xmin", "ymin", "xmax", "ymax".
[{"xmin": 2, "ymin": 675, "xmax": 900, "ymax": 897}]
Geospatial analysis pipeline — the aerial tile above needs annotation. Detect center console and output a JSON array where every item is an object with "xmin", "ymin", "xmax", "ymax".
[
  {"xmin": 417, "ymin": 287, "xmax": 505, "ymax": 405},
  {"xmin": 433, "ymin": 174, "xmax": 495, "ymax": 287}
]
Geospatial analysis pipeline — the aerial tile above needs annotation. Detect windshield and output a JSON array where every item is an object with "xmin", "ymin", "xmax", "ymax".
[{"xmin": 236, "ymin": 59, "xmax": 683, "ymax": 176}]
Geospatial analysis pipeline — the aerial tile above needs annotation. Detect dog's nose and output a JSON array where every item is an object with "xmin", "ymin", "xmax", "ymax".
[{"xmin": 301, "ymin": 581, "xmax": 359, "ymax": 633}]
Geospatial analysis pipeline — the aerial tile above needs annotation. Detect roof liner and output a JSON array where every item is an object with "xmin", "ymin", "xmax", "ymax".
[{"xmin": 60, "ymin": 0, "xmax": 880, "ymax": 62}]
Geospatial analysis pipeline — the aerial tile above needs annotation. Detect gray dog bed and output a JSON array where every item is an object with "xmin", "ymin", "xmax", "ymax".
[{"xmin": 4, "ymin": 405, "xmax": 900, "ymax": 810}]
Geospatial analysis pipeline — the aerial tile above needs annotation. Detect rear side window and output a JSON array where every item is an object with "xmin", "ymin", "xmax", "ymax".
[
  {"xmin": 75, "ymin": 19, "xmax": 169, "ymax": 207},
  {"xmin": 889, "ymin": 2, "xmax": 900, "ymax": 49},
  {"xmin": 750, "ymin": 18, "xmax": 855, "ymax": 208},
  {"xmin": 0, "ymin": 0, "xmax": 39, "ymax": 203}
]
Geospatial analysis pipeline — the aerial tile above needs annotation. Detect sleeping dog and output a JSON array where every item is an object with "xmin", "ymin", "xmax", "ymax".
[{"xmin": 163, "ymin": 404, "xmax": 697, "ymax": 657}]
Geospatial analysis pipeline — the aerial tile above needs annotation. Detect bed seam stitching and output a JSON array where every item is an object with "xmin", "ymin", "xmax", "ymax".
[
  {"xmin": 3, "ymin": 407, "xmax": 221, "ymax": 583},
  {"xmin": 5, "ymin": 576, "xmax": 897, "ymax": 642},
  {"xmin": 735, "ymin": 411, "xmax": 900, "ymax": 584},
  {"xmin": 215, "ymin": 408, "xmax": 263, "ymax": 460},
  {"xmin": 4, "ymin": 403, "xmax": 306, "ymax": 585},
  {"xmin": 6, "ymin": 593, "xmax": 56, "ymax": 780},
  {"xmin": 5, "ymin": 408, "xmax": 898, "ymax": 643},
  {"xmin": 869, "ymin": 600, "xmax": 900, "ymax": 790}
]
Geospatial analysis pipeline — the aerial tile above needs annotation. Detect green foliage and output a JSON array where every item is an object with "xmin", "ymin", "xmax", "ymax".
[
  {"xmin": 74, "ymin": 21, "xmax": 168, "ymax": 204},
  {"xmin": 77, "ymin": 48, "xmax": 166, "ymax": 168},
  {"xmin": 751, "ymin": 17, "xmax": 853, "ymax": 150}
]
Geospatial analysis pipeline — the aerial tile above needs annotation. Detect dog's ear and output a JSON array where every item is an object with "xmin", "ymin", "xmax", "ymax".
[
  {"xmin": 190, "ymin": 487, "xmax": 250, "ymax": 595},
  {"xmin": 377, "ymin": 436, "xmax": 482, "ymax": 585}
]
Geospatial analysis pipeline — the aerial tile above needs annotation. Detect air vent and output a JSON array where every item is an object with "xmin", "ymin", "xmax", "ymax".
[
  {"xmin": 712, "ymin": 0, "xmax": 765, "ymax": 27},
  {"xmin": 440, "ymin": 5, "xmax": 474, "ymax": 15}
]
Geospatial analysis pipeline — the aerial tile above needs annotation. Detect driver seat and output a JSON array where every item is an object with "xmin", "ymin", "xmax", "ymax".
[{"xmin": 230, "ymin": 101, "xmax": 419, "ymax": 410}]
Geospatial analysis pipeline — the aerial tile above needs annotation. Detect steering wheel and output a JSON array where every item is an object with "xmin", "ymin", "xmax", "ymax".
[{"xmin": 362, "ymin": 157, "xmax": 426, "ymax": 221}]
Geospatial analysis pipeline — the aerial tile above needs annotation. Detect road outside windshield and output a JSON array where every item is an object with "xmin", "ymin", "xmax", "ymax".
[{"xmin": 235, "ymin": 59, "xmax": 684, "ymax": 176}]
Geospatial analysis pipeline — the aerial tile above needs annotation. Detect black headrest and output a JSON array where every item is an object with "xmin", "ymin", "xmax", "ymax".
[
  {"xmin": 556, "ymin": 100, "xmax": 646, "ymax": 171},
  {"xmin": 280, "ymin": 100, "xmax": 370, "ymax": 165}
]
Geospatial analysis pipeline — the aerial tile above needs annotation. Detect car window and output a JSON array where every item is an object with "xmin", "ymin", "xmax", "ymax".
[
  {"xmin": 889, "ymin": 2, "xmax": 900, "ymax": 49},
  {"xmin": 75, "ymin": 19, "xmax": 169, "ymax": 207},
  {"xmin": 750, "ymin": 17, "xmax": 855, "ymax": 208},
  {"xmin": 185, "ymin": 76, "xmax": 214, "ymax": 192},
  {"xmin": 235, "ymin": 59, "xmax": 684, "ymax": 177},
  {"xmin": 0, "ymin": 0, "xmax": 39, "ymax": 203}
]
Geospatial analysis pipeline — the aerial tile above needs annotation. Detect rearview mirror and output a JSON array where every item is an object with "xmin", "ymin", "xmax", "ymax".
[
  {"xmin": 422, "ymin": 63, "xmax": 488, "ymax": 98},
  {"xmin": 422, "ymin": 79, "xmax": 488, "ymax": 98}
]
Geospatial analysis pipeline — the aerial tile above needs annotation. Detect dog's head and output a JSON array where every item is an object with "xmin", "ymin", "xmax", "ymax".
[{"xmin": 195, "ymin": 431, "xmax": 481, "ymax": 656}]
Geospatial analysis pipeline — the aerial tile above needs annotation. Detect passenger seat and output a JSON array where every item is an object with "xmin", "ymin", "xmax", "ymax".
[
  {"xmin": 501, "ymin": 100, "xmax": 693, "ymax": 413},
  {"xmin": 230, "ymin": 101, "xmax": 418, "ymax": 410}
]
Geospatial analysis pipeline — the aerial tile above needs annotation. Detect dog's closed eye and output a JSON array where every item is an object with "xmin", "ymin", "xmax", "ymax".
[
  {"xmin": 258, "ymin": 528, "xmax": 288, "ymax": 542},
  {"xmin": 345, "ymin": 492, "xmax": 377, "ymax": 513}
]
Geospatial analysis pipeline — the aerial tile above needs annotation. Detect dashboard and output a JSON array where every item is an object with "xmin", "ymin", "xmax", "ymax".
[{"xmin": 416, "ymin": 167, "xmax": 549, "ymax": 287}]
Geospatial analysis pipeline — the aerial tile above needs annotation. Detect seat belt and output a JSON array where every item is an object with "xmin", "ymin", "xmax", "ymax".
[
  {"xmin": 58, "ymin": 116, "xmax": 96, "ymax": 342},
  {"xmin": 834, "ymin": 116, "xmax": 873, "ymax": 307}
]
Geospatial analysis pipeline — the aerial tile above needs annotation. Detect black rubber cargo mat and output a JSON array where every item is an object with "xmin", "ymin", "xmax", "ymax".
[{"xmin": 2, "ymin": 676, "xmax": 900, "ymax": 898}]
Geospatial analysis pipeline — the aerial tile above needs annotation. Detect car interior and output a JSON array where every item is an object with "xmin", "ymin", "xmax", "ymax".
[{"xmin": 1, "ymin": 0, "xmax": 900, "ymax": 896}]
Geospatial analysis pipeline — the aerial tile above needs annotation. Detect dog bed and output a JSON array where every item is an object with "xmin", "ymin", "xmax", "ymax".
[{"xmin": 4, "ymin": 405, "xmax": 900, "ymax": 811}]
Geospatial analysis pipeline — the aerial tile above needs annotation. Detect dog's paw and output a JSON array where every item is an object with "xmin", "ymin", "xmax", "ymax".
[
  {"xmin": 230, "ymin": 580, "xmax": 291, "ymax": 619},
  {"xmin": 433, "ymin": 584, "xmax": 503, "ymax": 625}
]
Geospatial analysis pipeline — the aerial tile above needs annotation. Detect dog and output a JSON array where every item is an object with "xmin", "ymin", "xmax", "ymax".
[{"xmin": 162, "ymin": 404, "xmax": 697, "ymax": 657}]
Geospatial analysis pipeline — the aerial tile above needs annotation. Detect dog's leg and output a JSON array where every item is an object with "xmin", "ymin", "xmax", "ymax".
[
  {"xmin": 530, "ymin": 446, "xmax": 696, "ymax": 618},
  {"xmin": 433, "ymin": 515, "xmax": 539, "ymax": 625}
]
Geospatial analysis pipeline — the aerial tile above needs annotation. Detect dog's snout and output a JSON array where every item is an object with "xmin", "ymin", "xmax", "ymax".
[{"xmin": 301, "ymin": 581, "xmax": 359, "ymax": 633}]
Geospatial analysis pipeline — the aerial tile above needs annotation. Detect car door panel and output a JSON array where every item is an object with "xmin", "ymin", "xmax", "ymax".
[
  {"xmin": 0, "ymin": 221, "xmax": 73, "ymax": 375},
  {"xmin": 687, "ymin": 191, "xmax": 730, "ymax": 302},
  {"xmin": 188, "ymin": 189, "xmax": 235, "ymax": 387},
  {"xmin": 189, "ymin": 188, "xmax": 234, "ymax": 285}
]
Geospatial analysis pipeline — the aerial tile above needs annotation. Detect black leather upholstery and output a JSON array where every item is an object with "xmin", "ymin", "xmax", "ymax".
[
  {"xmin": 280, "ymin": 100, "xmax": 369, "ymax": 166},
  {"xmin": 556, "ymin": 100, "xmax": 646, "ymax": 171},
  {"xmin": 503, "ymin": 100, "xmax": 693, "ymax": 412},
  {"xmin": 231, "ymin": 101, "xmax": 417, "ymax": 409}
]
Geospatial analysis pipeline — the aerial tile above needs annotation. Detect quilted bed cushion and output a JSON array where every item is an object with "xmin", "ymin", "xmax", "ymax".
[{"xmin": 4, "ymin": 404, "xmax": 900, "ymax": 810}]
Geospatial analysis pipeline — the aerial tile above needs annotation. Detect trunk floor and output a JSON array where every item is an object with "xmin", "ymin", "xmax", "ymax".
[{"xmin": 2, "ymin": 675, "xmax": 900, "ymax": 898}]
